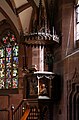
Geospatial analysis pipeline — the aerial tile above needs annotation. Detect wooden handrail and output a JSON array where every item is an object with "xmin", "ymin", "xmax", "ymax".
[
  {"xmin": 20, "ymin": 107, "xmax": 30, "ymax": 120},
  {"xmin": 11, "ymin": 99, "xmax": 30, "ymax": 120},
  {"xmin": 12, "ymin": 99, "xmax": 25, "ymax": 114}
]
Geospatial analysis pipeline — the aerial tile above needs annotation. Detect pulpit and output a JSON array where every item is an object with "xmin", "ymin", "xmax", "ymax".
[
  {"xmin": 22, "ymin": 0, "xmax": 60, "ymax": 119},
  {"xmin": 23, "ymin": 71, "xmax": 55, "ymax": 99},
  {"xmin": 23, "ymin": 71, "xmax": 61, "ymax": 119}
]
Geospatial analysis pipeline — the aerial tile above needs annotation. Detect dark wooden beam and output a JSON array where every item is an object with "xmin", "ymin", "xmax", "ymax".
[
  {"xmin": 5, "ymin": 0, "xmax": 15, "ymax": 13},
  {"xmin": 16, "ymin": 0, "xmax": 37, "ymax": 14},
  {"xmin": 16, "ymin": 3, "xmax": 31, "ymax": 14}
]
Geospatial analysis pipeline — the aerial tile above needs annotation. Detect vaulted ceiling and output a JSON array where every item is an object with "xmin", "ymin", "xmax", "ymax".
[{"xmin": 0, "ymin": 0, "xmax": 55, "ymax": 37}]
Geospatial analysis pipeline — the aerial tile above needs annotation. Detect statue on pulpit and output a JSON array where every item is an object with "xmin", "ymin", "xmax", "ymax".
[{"xmin": 39, "ymin": 84, "xmax": 47, "ymax": 96}]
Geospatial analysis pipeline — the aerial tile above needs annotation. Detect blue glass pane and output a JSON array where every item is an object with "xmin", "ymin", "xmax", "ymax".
[{"xmin": 13, "ymin": 57, "xmax": 18, "ymax": 64}]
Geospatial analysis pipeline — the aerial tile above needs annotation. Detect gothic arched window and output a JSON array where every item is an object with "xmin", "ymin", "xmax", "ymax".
[{"xmin": 0, "ymin": 31, "xmax": 18, "ymax": 90}]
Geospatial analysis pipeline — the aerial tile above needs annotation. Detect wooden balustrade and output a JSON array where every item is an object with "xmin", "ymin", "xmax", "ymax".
[
  {"xmin": 20, "ymin": 108, "xmax": 30, "ymax": 120},
  {"xmin": 11, "ymin": 99, "xmax": 40, "ymax": 120},
  {"xmin": 11, "ymin": 99, "xmax": 30, "ymax": 120},
  {"xmin": 11, "ymin": 98, "xmax": 53, "ymax": 120}
]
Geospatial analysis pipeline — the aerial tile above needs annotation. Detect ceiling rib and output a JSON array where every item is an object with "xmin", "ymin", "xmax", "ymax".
[
  {"xmin": 16, "ymin": 3, "xmax": 31, "ymax": 14},
  {"xmin": 27, "ymin": 0, "xmax": 37, "ymax": 9}
]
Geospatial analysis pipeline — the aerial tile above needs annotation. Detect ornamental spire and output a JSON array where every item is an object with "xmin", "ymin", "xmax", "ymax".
[
  {"xmin": 38, "ymin": 0, "xmax": 43, "ymax": 29},
  {"xmin": 38, "ymin": 0, "xmax": 48, "ymax": 33}
]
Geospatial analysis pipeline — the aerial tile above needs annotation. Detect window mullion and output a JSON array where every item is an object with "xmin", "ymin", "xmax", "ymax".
[
  {"xmin": 4, "ymin": 46, "xmax": 6, "ymax": 89},
  {"xmin": 11, "ymin": 45, "xmax": 13, "ymax": 88}
]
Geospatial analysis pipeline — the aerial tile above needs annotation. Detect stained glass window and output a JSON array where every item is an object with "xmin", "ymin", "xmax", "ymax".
[{"xmin": 0, "ymin": 31, "xmax": 18, "ymax": 89}]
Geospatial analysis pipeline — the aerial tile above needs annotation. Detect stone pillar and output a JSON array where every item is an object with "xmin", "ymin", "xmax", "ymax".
[{"xmin": 32, "ymin": 46, "xmax": 44, "ymax": 71}]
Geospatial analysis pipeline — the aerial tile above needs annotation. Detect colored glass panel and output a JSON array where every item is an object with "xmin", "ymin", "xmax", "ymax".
[
  {"xmin": 13, "ymin": 68, "xmax": 18, "ymax": 77},
  {"xmin": 6, "ymin": 79, "xmax": 11, "ymax": 89},
  {"xmin": 2, "ymin": 32, "xmax": 16, "ymax": 44},
  {"xmin": 6, "ymin": 47, "xmax": 11, "ymax": 57},
  {"xmin": 0, "ymin": 69, "xmax": 5, "ymax": 78},
  {"xmin": 0, "ymin": 79, "xmax": 4, "ymax": 89},
  {"xmin": 6, "ymin": 63, "xmax": 11, "ymax": 69},
  {"xmin": 0, "ymin": 48, "xmax": 5, "ymax": 57},
  {"xmin": 12, "ymin": 78, "xmax": 18, "ymax": 88},
  {"xmin": 0, "ymin": 31, "xmax": 18, "ymax": 90},
  {"xmin": 2, "ymin": 37, "xmax": 7, "ymax": 44},
  {"xmin": 6, "ymin": 57, "xmax": 11, "ymax": 69},
  {"xmin": 13, "ymin": 45, "xmax": 18, "ymax": 56},
  {"xmin": 13, "ymin": 57, "xmax": 18, "ymax": 64},
  {"xmin": 6, "ymin": 57, "xmax": 11, "ymax": 63},
  {"xmin": 0, "ymin": 58, "xmax": 5, "ymax": 68},
  {"xmin": 6, "ymin": 69, "xmax": 11, "ymax": 78}
]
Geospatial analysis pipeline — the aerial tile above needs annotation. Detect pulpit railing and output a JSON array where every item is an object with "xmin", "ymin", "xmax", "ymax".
[
  {"xmin": 11, "ymin": 99, "xmax": 30, "ymax": 120},
  {"xmin": 11, "ymin": 98, "xmax": 53, "ymax": 120}
]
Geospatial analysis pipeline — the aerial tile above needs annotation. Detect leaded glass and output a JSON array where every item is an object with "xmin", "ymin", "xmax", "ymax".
[
  {"xmin": 13, "ymin": 45, "xmax": 18, "ymax": 56},
  {"xmin": 6, "ymin": 78, "xmax": 11, "ymax": 89},
  {"xmin": 0, "ymin": 31, "xmax": 18, "ymax": 90},
  {"xmin": 6, "ymin": 69, "xmax": 11, "ymax": 78},
  {"xmin": 6, "ymin": 47, "xmax": 12, "ymax": 57},
  {"xmin": 0, "ymin": 48, "xmax": 5, "ymax": 57},
  {"xmin": 0, "ymin": 79, "xmax": 4, "ymax": 89},
  {"xmin": 12, "ymin": 77, "xmax": 18, "ymax": 88},
  {"xmin": 13, "ymin": 68, "xmax": 18, "ymax": 77},
  {"xmin": 0, "ymin": 58, "xmax": 5, "ymax": 68},
  {"xmin": 6, "ymin": 57, "xmax": 11, "ymax": 68},
  {"xmin": 13, "ymin": 56, "xmax": 18, "ymax": 63},
  {"xmin": 0, "ymin": 69, "xmax": 5, "ymax": 77}
]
